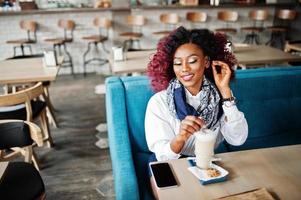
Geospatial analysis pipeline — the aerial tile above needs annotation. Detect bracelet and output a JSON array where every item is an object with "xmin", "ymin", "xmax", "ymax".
[{"xmin": 221, "ymin": 96, "xmax": 236, "ymax": 102}]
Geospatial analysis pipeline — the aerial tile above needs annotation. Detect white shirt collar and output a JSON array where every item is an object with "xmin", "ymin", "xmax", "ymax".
[
  {"xmin": 184, "ymin": 87, "xmax": 202, "ymax": 99},
  {"xmin": 184, "ymin": 87, "xmax": 202, "ymax": 110}
]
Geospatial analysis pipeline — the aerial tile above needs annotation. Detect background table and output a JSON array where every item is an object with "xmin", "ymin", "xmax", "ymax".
[
  {"xmin": 109, "ymin": 50, "xmax": 154, "ymax": 75},
  {"xmin": 158, "ymin": 145, "xmax": 301, "ymax": 200},
  {"xmin": 234, "ymin": 45, "xmax": 301, "ymax": 67},
  {"xmin": 109, "ymin": 45, "xmax": 301, "ymax": 75},
  {"xmin": 0, "ymin": 56, "xmax": 63, "ymax": 85}
]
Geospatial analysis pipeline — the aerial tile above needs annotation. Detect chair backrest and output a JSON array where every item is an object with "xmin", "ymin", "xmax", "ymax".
[
  {"xmin": 249, "ymin": 9, "xmax": 269, "ymax": 21},
  {"xmin": 217, "ymin": 10, "xmax": 238, "ymax": 22},
  {"xmin": 58, "ymin": 19, "xmax": 75, "ymax": 41},
  {"xmin": 186, "ymin": 12, "xmax": 207, "ymax": 23},
  {"xmin": 0, "ymin": 120, "xmax": 43, "ymax": 147},
  {"xmin": 230, "ymin": 67, "xmax": 301, "ymax": 150},
  {"xmin": 277, "ymin": 9, "xmax": 297, "ymax": 21},
  {"xmin": 0, "ymin": 82, "xmax": 44, "ymax": 121},
  {"xmin": 0, "ymin": 121, "xmax": 32, "ymax": 149},
  {"xmin": 0, "ymin": 120, "xmax": 43, "ymax": 170},
  {"xmin": 126, "ymin": 15, "xmax": 146, "ymax": 26},
  {"xmin": 248, "ymin": 9, "xmax": 268, "ymax": 28},
  {"xmin": 93, "ymin": 17, "xmax": 112, "ymax": 28},
  {"xmin": 106, "ymin": 76, "xmax": 153, "ymax": 154},
  {"xmin": 20, "ymin": 20, "xmax": 37, "ymax": 32},
  {"xmin": 58, "ymin": 19, "xmax": 75, "ymax": 30},
  {"xmin": 160, "ymin": 13, "xmax": 180, "ymax": 25},
  {"xmin": 93, "ymin": 17, "xmax": 112, "ymax": 37},
  {"xmin": 20, "ymin": 20, "xmax": 37, "ymax": 42}
]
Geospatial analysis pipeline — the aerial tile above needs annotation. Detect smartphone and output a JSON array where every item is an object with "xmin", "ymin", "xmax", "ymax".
[{"xmin": 150, "ymin": 162, "xmax": 178, "ymax": 189}]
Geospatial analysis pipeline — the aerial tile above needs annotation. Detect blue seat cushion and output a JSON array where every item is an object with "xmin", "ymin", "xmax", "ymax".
[
  {"xmin": 133, "ymin": 152, "xmax": 155, "ymax": 200},
  {"xmin": 0, "ymin": 100, "xmax": 46, "ymax": 120}
]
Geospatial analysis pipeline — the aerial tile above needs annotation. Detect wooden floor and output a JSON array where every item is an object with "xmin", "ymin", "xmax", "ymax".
[{"xmin": 35, "ymin": 74, "xmax": 114, "ymax": 200}]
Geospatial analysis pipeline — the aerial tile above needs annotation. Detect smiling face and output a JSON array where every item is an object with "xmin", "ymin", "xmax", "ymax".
[{"xmin": 173, "ymin": 43, "xmax": 209, "ymax": 96}]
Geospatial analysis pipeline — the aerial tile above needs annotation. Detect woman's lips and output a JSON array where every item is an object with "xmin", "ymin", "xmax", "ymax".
[{"xmin": 181, "ymin": 74, "xmax": 194, "ymax": 81}]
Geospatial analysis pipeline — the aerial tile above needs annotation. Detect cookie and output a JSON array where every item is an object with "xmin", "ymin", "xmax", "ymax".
[{"xmin": 206, "ymin": 168, "xmax": 221, "ymax": 177}]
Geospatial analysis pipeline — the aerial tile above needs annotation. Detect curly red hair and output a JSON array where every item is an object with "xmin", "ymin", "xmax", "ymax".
[{"xmin": 147, "ymin": 26, "xmax": 237, "ymax": 92}]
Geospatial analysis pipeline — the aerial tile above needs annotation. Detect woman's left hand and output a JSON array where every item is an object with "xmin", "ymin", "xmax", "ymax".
[{"xmin": 212, "ymin": 60, "xmax": 232, "ymax": 98}]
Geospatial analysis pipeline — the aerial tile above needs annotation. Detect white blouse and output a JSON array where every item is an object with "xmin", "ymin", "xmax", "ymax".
[{"xmin": 145, "ymin": 89, "xmax": 248, "ymax": 161}]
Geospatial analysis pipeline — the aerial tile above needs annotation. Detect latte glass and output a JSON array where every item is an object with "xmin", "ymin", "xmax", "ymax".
[{"xmin": 194, "ymin": 128, "xmax": 217, "ymax": 169}]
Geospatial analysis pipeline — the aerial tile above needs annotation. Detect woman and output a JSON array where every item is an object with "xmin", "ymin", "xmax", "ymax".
[{"xmin": 145, "ymin": 26, "xmax": 248, "ymax": 197}]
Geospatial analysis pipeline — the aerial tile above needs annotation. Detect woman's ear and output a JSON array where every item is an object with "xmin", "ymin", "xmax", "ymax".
[{"xmin": 205, "ymin": 57, "xmax": 210, "ymax": 68}]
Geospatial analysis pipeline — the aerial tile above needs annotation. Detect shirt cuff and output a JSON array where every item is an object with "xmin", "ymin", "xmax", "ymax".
[
  {"xmin": 158, "ymin": 142, "xmax": 181, "ymax": 161},
  {"xmin": 222, "ymin": 105, "xmax": 242, "ymax": 123}
]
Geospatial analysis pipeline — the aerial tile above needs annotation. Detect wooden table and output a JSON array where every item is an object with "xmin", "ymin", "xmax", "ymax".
[
  {"xmin": 0, "ymin": 56, "xmax": 63, "ymax": 85},
  {"xmin": 109, "ymin": 45, "xmax": 301, "ymax": 74},
  {"xmin": 157, "ymin": 145, "xmax": 301, "ymax": 200},
  {"xmin": 109, "ymin": 50, "xmax": 154, "ymax": 75}
]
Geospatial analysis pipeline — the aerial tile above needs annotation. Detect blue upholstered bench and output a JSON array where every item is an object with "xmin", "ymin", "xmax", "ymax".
[{"xmin": 105, "ymin": 66, "xmax": 301, "ymax": 200}]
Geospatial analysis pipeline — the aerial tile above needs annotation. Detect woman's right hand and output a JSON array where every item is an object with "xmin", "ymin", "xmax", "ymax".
[
  {"xmin": 178, "ymin": 116, "xmax": 205, "ymax": 142},
  {"xmin": 171, "ymin": 116, "xmax": 206, "ymax": 154}
]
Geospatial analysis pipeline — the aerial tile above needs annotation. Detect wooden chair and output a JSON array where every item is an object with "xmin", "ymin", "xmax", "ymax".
[
  {"xmin": 5, "ymin": 55, "xmax": 59, "ymax": 128},
  {"xmin": 0, "ymin": 82, "xmax": 54, "ymax": 149},
  {"xmin": 266, "ymin": 9, "xmax": 297, "ymax": 49},
  {"xmin": 215, "ymin": 11, "xmax": 238, "ymax": 37},
  {"xmin": 119, "ymin": 15, "xmax": 146, "ymax": 50},
  {"xmin": 241, "ymin": 10, "xmax": 269, "ymax": 44},
  {"xmin": 0, "ymin": 162, "xmax": 46, "ymax": 199},
  {"xmin": 153, "ymin": 13, "xmax": 180, "ymax": 37},
  {"xmin": 41, "ymin": 81, "xmax": 58, "ymax": 129},
  {"xmin": 0, "ymin": 120, "xmax": 43, "ymax": 170},
  {"xmin": 44, "ymin": 19, "xmax": 75, "ymax": 75},
  {"xmin": 82, "ymin": 17, "xmax": 112, "ymax": 76},
  {"xmin": 186, "ymin": 12, "xmax": 207, "ymax": 29},
  {"xmin": 6, "ymin": 20, "xmax": 37, "ymax": 57}
]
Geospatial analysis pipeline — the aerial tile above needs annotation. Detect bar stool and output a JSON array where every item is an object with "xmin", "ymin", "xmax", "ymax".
[
  {"xmin": 215, "ymin": 11, "xmax": 238, "ymax": 40},
  {"xmin": 44, "ymin": 19, "xmax": 75, "ymax": 75},
  {"xmin": 153, "ymin": 13, "xmax": 180, "ymax": 38},
  {"xmin": 6, "ymin": 20, "xmax": 37, "ymax": 57},
  {"xmin": 82, "ymin": 17, "xmax": 112, "ymax": 76},
  {"xmin": 266, "ymin": 9, "xmax": 297, "ymax": 49},
  {"xmin": 119, "ymin": 15, "xmax": 146, "ymax": 50},
  {"xmin": 186, "ymin": 12, "xmax": 207, "ymax": 29},
  {"xmin": 241, "ymin": 10, "xmax": 269, "ymax": 44}
]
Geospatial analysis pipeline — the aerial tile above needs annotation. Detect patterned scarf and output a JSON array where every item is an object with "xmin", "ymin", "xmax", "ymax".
[{"xmin": 166, "ymin": 77, "xmax": 222, "ymax": 129}]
